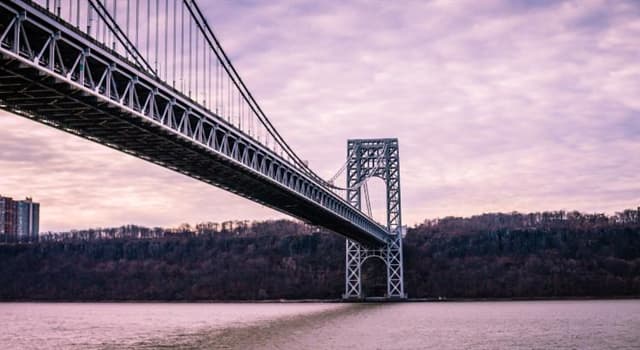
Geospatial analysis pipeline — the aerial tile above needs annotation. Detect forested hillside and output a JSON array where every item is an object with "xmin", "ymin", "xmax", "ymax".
[{"xmin": 1, "ymin": 210, "xmax": 639, "ymax": 300}]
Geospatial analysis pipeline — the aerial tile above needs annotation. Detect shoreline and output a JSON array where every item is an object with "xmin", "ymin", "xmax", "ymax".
[{"xmin": 1, "ymin": 295, "xmax": 638, "ymax": 303}]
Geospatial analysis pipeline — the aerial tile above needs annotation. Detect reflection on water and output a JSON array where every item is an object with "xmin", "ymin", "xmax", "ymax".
[
  {"xmin": 158, "ymin": 303, "xmax": 384, "ymax": 350},
  {"xmin": 1, "ymin": 300, "xmax": 639, "ymax": 349},
  {"xmin": 0, "ymin": 303, "xmax": 348, "ymax": 349}
]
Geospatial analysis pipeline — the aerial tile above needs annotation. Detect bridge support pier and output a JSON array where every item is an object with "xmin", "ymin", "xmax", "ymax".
[
  {"xmin": 344, "ymin": 231, "xmax": 405, "ymax": 300},
  {"xmin": 342, "ymin": 139, "xmax": 406, "ymax": 300}
]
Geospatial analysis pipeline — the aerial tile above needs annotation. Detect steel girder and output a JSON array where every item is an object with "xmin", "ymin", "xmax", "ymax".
[
  {"xmin": 0, "ymin": 0, "xmax": 390, "ymax": 246},
  {"xmin": 343, "ymin": 138, "xmax": 406, "ymax": 299}
]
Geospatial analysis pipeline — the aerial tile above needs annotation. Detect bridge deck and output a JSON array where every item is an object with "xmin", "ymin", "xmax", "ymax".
[{"xmin": 0, "ymin": 0, "xmax": 389, "ymax": 246}]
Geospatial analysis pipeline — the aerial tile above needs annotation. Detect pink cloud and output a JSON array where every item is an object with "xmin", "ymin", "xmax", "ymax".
[{"xmin": 1, "ymin": 0, "xmax": 638, "ymax": 231}]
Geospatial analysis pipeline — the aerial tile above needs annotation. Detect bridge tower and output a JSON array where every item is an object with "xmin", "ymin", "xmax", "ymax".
[{"xmin": 343, "ymin": 138, "xmax": 406, "ymax": 299}]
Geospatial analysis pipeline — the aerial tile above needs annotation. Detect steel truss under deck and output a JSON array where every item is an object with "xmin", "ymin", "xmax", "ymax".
[
  {"xmin": 343, "ymin": 139, "xmax": 406, "ymax": 299},
  {"xmin": 0, "ymin": 0, "xmax": 389, "ymax": 246},
  {"xmin": 0, "ymin": 0, "xmax": 407, "ymax": 300}
]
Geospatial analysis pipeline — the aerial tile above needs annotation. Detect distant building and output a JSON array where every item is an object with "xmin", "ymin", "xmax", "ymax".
[
  {"xmin": 0, "ymin": 196, "xmax": 17, "ymax": 239},
  {"xmin": 0, "ymin": 195, "xmax": 40, "ymax": 242}
]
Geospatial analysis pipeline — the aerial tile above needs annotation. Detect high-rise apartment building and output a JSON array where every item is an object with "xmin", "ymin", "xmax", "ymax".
[
  {"xmin": 0, "ymin": 196, "xmax": 16, "ymax": 238},
  {"xmin": 0, "ymin": 195, "xmax": 39, "ymax": 242}
]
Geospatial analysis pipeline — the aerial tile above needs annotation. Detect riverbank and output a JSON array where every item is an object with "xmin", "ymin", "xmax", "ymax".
[
  {"xmin": 2, "ymin": 216, "xmax": 639, "ymax": 300},
  {"xmin": 3, "ymin": 295, "xmax": 639, "ymax": 303}
]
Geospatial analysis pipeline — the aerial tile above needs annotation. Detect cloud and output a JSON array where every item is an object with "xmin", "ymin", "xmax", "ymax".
[
  {"xmin": 1, "ymin": 0, "xmax": 638, "ymax": 230},
  {"xmin": 0, "ymin": 116, "xmax": 276, "ymax": 231}
]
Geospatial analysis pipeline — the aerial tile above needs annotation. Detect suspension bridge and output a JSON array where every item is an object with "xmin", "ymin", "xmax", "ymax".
[{"xmin": 0, "ymin": 0, "xmax": 406, "ymax": 299}]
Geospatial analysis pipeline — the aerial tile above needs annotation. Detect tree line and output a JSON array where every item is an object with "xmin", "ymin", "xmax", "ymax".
[{"xmin": 0, "ymin": 209, "xmax": 638, "ymax": 300}]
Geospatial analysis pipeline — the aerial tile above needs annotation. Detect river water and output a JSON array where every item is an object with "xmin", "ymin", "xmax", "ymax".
[{"xmin": 1, "ymin": 300, "xmax": 639, "ymax": 349}]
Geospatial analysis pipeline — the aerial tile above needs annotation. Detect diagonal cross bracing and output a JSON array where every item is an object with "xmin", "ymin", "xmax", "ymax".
[{"xmin": 343, "ymin": 138, "xmax": 406, "ymax": 299}]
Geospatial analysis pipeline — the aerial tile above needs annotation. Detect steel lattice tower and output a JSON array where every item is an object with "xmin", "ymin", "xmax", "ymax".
[{"xmin": 343, "ymin": 138, "xmax": 406, "ymax": 299}]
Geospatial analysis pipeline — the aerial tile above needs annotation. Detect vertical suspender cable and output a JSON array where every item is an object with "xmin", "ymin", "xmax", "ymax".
[
  {"xmin": 87, "ymin": 3, "xmax": 93, "ymax": 35},
  {"xmin": 135, "ymin": 0, "xmax": 139, "ymax": 48},
  {"xmin": 188, "ymin": 12, "xmax": 192, "ymax": 97},
  {"xmin": 214, "ymin": 47, "xmax": 216, "ymax": 110},
  {"xmin": 249, "ymin": 88, "xmax": 253, "ymax": 136},
  {"xmin": 126, "ymin": 0, "xmax": 130, "ymax": 39},
  {"xmin": 126, "ymin": 0, "xmax": 130, "ymax": 58},
  {"xmin": 105, "ymin": 0, "xmax": 109, "ymax": 44},
  {"xmin": 102, "ymin": 0, "xmax": 106, "ymax": 43},
  {"xmin": 180, "ymin": 1, "xmax": 184, "ymax": 91},
  {"xmin": 95, "ymin": 1, "xmax": 100, "ymax": 40},
  {"xmin": 103, "ymin": 0, "xmax": 107, "ymax": 43},
  {"xmin": 103, "ymin": 0, "xmax": 108, "ymax": 45},
  {"xmin": 209, "ymin": 48, "xmax": 213, "ymax": 110},
  {"xmin": 112, "ymin": 0, "xmax": 117, "ymax": 50},
  {"xmin": 171, "ymin": 0, "xmax": 178, "ymax": 89},
  {"xmin": 146, "ymin": 0, "xmax": 150, "ymax": 60},
  {"xmin": 173, "ymin": 0, "xmax": 177, "ymax": 87},
  {"xmin": 106, "ymin": 0, "xmax": 110, "ymax": 45},
  {"xmin": 215, "ymin": 47, "xmax": 219, "ymax": 114},
  {"xmin": 164, "ymin": 0, "xmax": 168, "ymax": 81},
  {"xmin": 222, "ymin": 71, "xmax": 225, "ymax": 120},
  {"xmin": 233, "ymin": 83, "xmax": 236, "ymax": 126},
  {"xmin": 205, "ymin": 37, "xmax": 209, "ymax": 109},
  {"xmin": 195, "ymin": 26, "xmax": 199, "ymax": 101},
  {"xmin": 76, "ymin": 0, "xmax": 80, "ymax": 28},
  {"xmin": 215, "ymin": 50, "xmax": 218, "ymax": 113},
  {"xmin": 204, "ymin": 39, "xmax": 207, "ymax": 108},
  {"xmin": 98, "ymin": 0, "xmax": 104, "ymax": 45},
  {"xmin": 201, "ymin": 39, "xmax": 204, "ymax": 108},
  {"xmin": 155, "ymin": 0, "xmax": 159, "ymax": 72},
  {"xmin": 201, "ymin": 42, "xmax": 205, "ymax": 106},
  {"xmin": 227, "ymin": 74, "xmax": 231, "ymax": 122}
]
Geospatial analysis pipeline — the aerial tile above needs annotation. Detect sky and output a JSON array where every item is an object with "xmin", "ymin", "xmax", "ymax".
[{"xmin": 1, "ymin": 0, "xmax": 639, "ymax": 232}]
